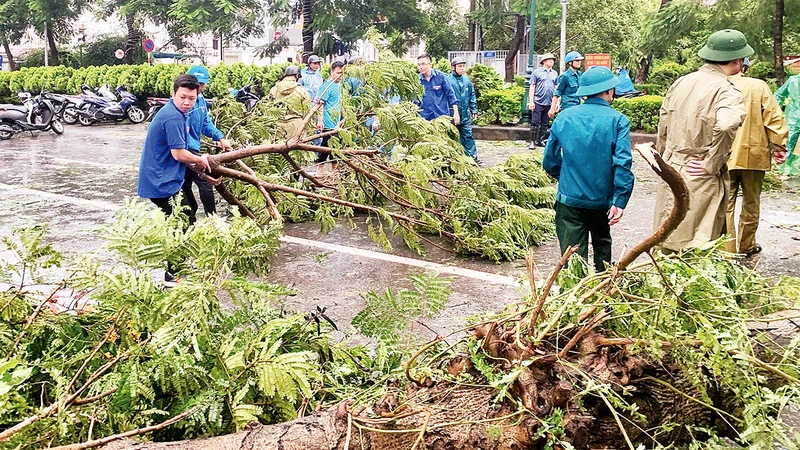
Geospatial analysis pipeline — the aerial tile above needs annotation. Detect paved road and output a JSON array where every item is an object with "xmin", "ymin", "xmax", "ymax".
[{"xmin": 1, "ymin": 125, "xmax": 798, "ymax": 338}]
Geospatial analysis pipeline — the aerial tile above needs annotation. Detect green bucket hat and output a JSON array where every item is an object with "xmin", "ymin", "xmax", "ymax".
[
  {"xmin": 575, "ymin": 66, "xmax": 620, "ymax": 97},
  {"xmin": 697, "ymin": 29, "xmax": 754, "ymax": 62},
  {"xmin": 539, "ymin": 53, "xmax": 556, "ymax": 63}
]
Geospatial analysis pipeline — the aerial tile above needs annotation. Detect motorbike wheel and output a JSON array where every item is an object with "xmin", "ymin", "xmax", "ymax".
[
  {"xmin": 50, "ymin": 120, "xmax": 64, "ymax": 135},
  {"xmin": 126, "ymin": 106, "xmax": 146, "ymax": 124},
  {"xmin": 62, "ymin": 105, "xmax": 79, "ymax": 125},
  {"xmin": 78, "ymin": 104, "xmax": 96, "ymax": 127},
  {"xmin": 0, "ymin": 124, "xmax": 13, "ymax": 140}
]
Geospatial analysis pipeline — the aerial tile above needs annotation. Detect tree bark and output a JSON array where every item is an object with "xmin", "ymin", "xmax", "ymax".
[
  {"xmin": 775, "ymin": 0, "xmax": 785, "ymax": 85},
  {"xmin": 504, "ymin": 15, "xmax": 525, "ymax": 82},
  {"xmin": 302, "ymin": 0, "xmax": 314, "ymax": 58},
  {"xmin": 635, "ymin": 0, "xmax": 672, "ymax": 83},
  {"xmin": 45, "ymin": 22, "xmax": 59, "ymax": 66},
  {"xmin": 2, "ymin": 38, "xmax": 16, "ymax": 71},
  {"xmin": 468, "ymin": 0, "xmax": 476, "ymax": 51},
  {"xmin": 123, "ymin": 13, "xmax": 139, "ymax": 65}
]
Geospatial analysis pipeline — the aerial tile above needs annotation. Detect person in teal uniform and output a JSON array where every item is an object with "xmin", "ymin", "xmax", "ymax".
[
  {"xmin": 549, "ymin": 51, "xmax": 584, "ymax": 118},
  {"xmin": 446, "ymin": 57, "xmax": 479, "ymax": 162}
]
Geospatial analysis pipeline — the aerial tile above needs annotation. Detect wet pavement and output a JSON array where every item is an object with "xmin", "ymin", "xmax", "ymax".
[{"xmin": 1, "ymin": 125, "xmax": 799, "ymax": 338}]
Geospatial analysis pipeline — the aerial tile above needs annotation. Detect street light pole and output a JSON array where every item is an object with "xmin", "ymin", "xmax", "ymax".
[
  {"xmin": 521, "ymin": 0, "xmax": 537, "ymax": 124},
  {"xmin": 559, "ymin": 0, "xmax": 567, "ymax": 73}
]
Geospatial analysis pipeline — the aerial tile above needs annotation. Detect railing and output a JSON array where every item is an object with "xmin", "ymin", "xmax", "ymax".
[{"xmin": 447, "ymin": 51, "xmax": 542, "ymax": 78}]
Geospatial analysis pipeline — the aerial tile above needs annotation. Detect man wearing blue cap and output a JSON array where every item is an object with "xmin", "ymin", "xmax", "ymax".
[
  {"xmin": 543, "ymin": 66, "xmax": 634, "ymax": 271},
  {"xmin": 184, "ymin": 65, "xmax": 232, "ymax": 218},
  {"xmin": 549, "ymin": 51, "xmax": 584, "ymax": 118}
]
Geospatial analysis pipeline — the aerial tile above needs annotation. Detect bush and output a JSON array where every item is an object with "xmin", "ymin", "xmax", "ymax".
[
  {"xmin": 466, "ymin": 64, "xmax": 502, "ymax": 98},
  {"xmin": 513, "ymin": 75, "xmax": 526, "ymax": 88},
  {"xmin": 476, "ymin": 85, "xmax": 524, "ymax": 125},
  {"xmin": 0, "ymin": 63, "xmax": 290, "ymax": 100},
  {"xmin": 612, "ymin": 95, "xmax": 663, "ymax": 133},
  {"xmin": 747, "ymin": 61, "xmax": 773, "ymax": 80},
  {"xmin": 433, "ymin": 57, "xmax": 451, "ymax": 74},
  {"xmin": 634, "ymin": 83, "xmax": 666, "ymax": 96},
  {"xmin": 648, "ymin": 62, "xmax": 691, "ymax": 87}
]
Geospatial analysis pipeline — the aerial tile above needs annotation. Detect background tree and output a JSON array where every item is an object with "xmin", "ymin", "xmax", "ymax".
[
  {"xmin": 0, "ymin": 0, "xmax": 30, "ymax": 70},
  {"xmin": 421, "ymin": 0, "xmax": 469, "ymax": 59},
  {"xmin": 28, "ymin": 0, "xmax": 92, "ymax": 66}
]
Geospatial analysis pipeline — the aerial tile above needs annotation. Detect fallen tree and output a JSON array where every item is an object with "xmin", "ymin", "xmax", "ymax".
[{"xmin": 2, "ymin": 143, "xmax": 799, "ymax": 449}]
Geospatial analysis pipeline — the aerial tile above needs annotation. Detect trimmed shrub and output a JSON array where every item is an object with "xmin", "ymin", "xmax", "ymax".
[
  {"xmin": 612, "ymin": 95, "xmax": 663, "ymax": 133},
  {"xmin": 634, "ymin": 83, "xmax": 666, "ymax": 96},
  {"xmin": 648, "ymin": 62, "xmax": 691, "ymax": 87},
  {"xmin": 476, "ymin": 85, "xmax": 524, "ymax": 125},
  {"xmin": 466, "ymin": 63, "xmax": 502, "ymax": 98}
]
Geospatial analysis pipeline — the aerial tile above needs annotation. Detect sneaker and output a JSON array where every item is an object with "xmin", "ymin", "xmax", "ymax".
[{"xmin": 744, "ymin": 244, "xmax": 762, "ymax": 257}]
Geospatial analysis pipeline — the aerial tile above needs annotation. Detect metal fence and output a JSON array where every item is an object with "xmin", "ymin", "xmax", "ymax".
[{"xmin": 447, "ymin": 50, "xmax": 534, "ymax": 77}]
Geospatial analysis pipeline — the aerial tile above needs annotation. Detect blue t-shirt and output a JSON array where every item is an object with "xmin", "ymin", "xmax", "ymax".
[
  {"xmin": 186, "ymin": 94, "xmax": 224, "ymax": 152},
  {"xmin": 530, "ymin": 67, "xmax": 558, "ymax": 106},
  {"xmin": 418, "ymin": 68, "xmax": 458, "ymax": 120},
  {"xmin": 137, "ymin": 100, "xmax": 190, "ymax": 199},
  {"xmin": 316, "ymin": 80, "xmax": 342, "ymax": 130}
]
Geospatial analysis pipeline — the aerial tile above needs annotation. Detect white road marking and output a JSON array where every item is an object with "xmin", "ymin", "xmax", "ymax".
[
  {"xmin": 0, "ymin": 183, "xmax": 121, "ymax": 211},
  {"xmin": 0, "ymin": 182, "xmax": 521, "ymax": 286},
  {"xmin": 280, "ymin": 235, "xmax": 520, "ymax": 286}
]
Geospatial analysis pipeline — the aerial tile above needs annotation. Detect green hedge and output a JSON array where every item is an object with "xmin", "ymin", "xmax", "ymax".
[
  {"xmin": 612, "ymin": 95, "xmax": 663, "ymax": 133},
  {"xmin": 476, "ymin": 85, "xmax": 524, "ymax": 125},
  {"xmin": 634, "ymin": 83, "xmax": 666, "ymax": 96},
  {"xmin": 0, "ymin": 62, "xmax": 294, "ymax": 102}
]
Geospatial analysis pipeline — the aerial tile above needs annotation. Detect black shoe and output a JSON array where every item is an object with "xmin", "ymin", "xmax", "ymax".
[{"xmin": 744, "ymin": 244, "xmax": 762, "ymax": 257}]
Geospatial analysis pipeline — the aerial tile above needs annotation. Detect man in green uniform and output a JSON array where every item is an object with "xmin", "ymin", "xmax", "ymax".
[
  {"xmin": 549, "ymin": 51, "xmax": 584, "ymax": 118},
  {"xmin": 446, "ymin": 57, "xmax": 479, "ymax": 162},
  {"xmin": 268, "ymin": 65, "xmax": 311, "ymax": 140},
  {"xmin": 653, "ymin": 29, "xmax": 751, "ymax": 252},
  {"xmin": 543, "ymin": 67, "xmax": 634, "ymax": 272}
]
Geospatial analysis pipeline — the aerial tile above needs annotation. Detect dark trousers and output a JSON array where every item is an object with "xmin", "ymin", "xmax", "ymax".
[
  {"xmin": 182, "ymin": 169, "xmax": 216, "ymax": 216},
  {"xmin": 530, "ymin": 103, "xmax": 551, "ymax": 146},
  {"xmin": 315, "ymin": 132, "xmax": 336, "ymax": 163},
  {"xmin": 150, "ymin": 192, "xmax": 194, "ymax": 224},
  {"xmin": 555, "ymin": 202, "xmax": 612, "ymax": 272}
]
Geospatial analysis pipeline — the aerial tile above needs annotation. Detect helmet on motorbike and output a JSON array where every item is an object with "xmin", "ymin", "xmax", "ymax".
[
  {"xmin": 564, "ymin": 51, "xmax": 584, "ymax": 64},
  {"xmin": 187, "ymin": 65, "xmax": 210, "ymax": 84},
  {"xmin": 284, "ymin": 65, "xmax": 301, "ymax": 79},
  {"xmin": 307, "ymin": 55, "xmax": 322, "ymax": 64}
]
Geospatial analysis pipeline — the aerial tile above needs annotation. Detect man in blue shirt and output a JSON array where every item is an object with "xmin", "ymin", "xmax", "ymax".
[
  {"xmin": 314, "ymin": 60, "xmax": 344, "ymax": 172},
  {"xmin": 300, "ymin": 55, "xmax": 324, "ymax": 103},
  {"xmin": 137, "ymin": 74, "xmax": 214, "ymax": 221},
  {"xmin": 543, "ymin": 66, "xmax": 634, "ymax": 272},
  {"xmin": 446, "ymin": 57, "xmax": 479, "ymax": 161},
  {"xmin": 549, "ymin": 51, "xmax": 584, "ymax": 118},
  {"xmin": 183, "ymin": 65, "xmax": 232, "ymax": 218},
  {"xmin": 527, "ymin": 53, "xmax": 558, "ymax": 148},
  {"xmin": 416, "ymin": 53, "xmax": 459, "ymax": 123}
]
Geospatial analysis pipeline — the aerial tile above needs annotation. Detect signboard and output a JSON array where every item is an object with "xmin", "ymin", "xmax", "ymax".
[
  {"xmin": 114, "ymin": 49, "xmax": 125, "ymax": 59},
  {"xmin": 483, "ymin": 51, "xmax": 497, "ymax": 58},
  {"xmin": 785, "ymin": 56, "xmax": 800, "ymax": 74},
  {"xmin": 142, "ymin": 38, "xmax": 155, "ymax": 53},
  {"xmin": 273, "ymin": 31, "xmax": 282, "ymax": 41},
  {"xmin": 584, "ymin": 53, "xmax": 611, "ymax": 69}
]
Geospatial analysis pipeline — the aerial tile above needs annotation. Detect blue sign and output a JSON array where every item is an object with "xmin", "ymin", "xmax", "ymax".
[
  {"xmin": 142, "ymin": 39, "xmax": 155, "ymax": 53},
  {"xmin": 0, "ymin": 55, "xmax": 3, "ymax": 70},
  {"xmin": 483, "ymin": 51, "xmax": 496, "ymax": 58}
]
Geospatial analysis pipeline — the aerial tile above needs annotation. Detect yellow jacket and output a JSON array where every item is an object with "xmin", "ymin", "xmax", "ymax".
[{"xmin": 728, "ymin": 74, "xmax": 789, "ymax": 171}]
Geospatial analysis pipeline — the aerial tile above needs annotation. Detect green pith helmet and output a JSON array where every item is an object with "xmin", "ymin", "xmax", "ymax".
[
  {"xmin": 575, "ymin": 66, "xmax": 620, "ymax": 97},
  {"xmin": 697, "ymin": 29, "xmax": 754, "ymax": 62},
  {"xmin": 539, "ymin": 53, "xmax": 556, "ymax": 63}
]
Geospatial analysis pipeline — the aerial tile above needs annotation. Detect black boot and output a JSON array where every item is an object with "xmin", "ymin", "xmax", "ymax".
[{"xmin": 529, "ymin": 126, "xmax": 540, "ymax": 149}]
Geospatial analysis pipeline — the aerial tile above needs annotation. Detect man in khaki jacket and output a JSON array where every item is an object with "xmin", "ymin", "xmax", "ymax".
[
  {"xmin": 268, "ymin": 65, "xmax": 311, "ymax": 139},
  {"xmin": 654, "ymin": 29, "xmax": 751, "ymax": 252},
  {"xmin": 724, "ymin": 59, "xmax": 789, "ymax": 256}
]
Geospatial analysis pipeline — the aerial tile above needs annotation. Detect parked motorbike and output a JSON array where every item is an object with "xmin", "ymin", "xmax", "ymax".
[
  {"xmin": 145, "ymin": 97, "xmax": 169, "ymax": 122},
  {"xmin": 77, "ymin": 85, "xmax": 146, "ymax": 126},
  {"xmin": 230, "ymin": 84, "xmax": 260, "ymax": 112},
  {"xmin": 0, "ymin": 92, "xmax": 64, "ymax": 140},
  {"xmin": 39, "ymin": 90, "xmax": 84, "ymax": 125}
]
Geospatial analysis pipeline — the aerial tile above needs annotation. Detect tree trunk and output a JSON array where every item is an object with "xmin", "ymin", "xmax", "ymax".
[
  {"xmin": 302, "ymin": 0, "xmax": 314, "ymax": 58},
  {"xmin": 635, "ymin": 54, "xmax": 652, "ymax": 84},
  {"xmin": 468, "ymin": 0, "xmax": 476, "ymax": 51},
  {"xmin": 504, "ymin": 15, "xmax": 525, "ymax": 82},
  {"xmin": 635, "ymin": 0, "xmax": 672, "ymax": 83},
  {"xmin": 2, "ymin": 38, "xmax": 16, "ymax": 71},
  {"xmin": 123, "ymin": 13, "xmax": 139, "ymax": 65},
  {"xmin": 45, "ymin": 22, "xmax": 59, "ymax": 66},
  {"xmin": 775, "ymin": 0, "xmax": 785, "ymax": 85}
]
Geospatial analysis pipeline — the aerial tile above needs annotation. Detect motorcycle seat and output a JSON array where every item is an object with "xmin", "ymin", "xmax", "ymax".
[{"xmin": 0, "ymin": 105, "xmax": 28, "ymax": 113}]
